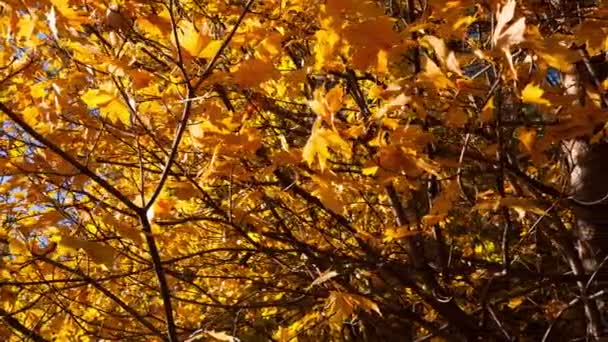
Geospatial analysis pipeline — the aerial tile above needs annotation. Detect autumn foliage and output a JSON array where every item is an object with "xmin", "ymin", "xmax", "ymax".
[{"xmin": 2, "ymin": 0, "xmax": 608, "ymax": 341}]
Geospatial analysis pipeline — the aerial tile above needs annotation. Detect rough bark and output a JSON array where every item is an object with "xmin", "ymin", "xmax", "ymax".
[
  {"xmin": 564, "ymin": 139, "xmax": 608, "ymax": 272},
  {"xmin": 561, "ymin": 56, "xmax": 608, "ymax": 272}
]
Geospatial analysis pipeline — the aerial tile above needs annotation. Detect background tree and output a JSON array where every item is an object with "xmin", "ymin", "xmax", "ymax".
[{"xmin": 1, "ymin": 0, "xmax": 608, "ymax": 341}]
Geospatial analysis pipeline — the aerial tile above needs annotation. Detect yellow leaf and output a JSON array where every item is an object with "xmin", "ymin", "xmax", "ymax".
[
  {"xmin": 344, "ymin": 125, "xmax": 364, "ymax": 138},
  {"xmin": 368, "ymin": 85, "xmax": 384, "ymax": 99},
  {"xmin": 314, "ymin": 28, "xmax": 341, "ymax": 69},
  {"xmin": 103, "ymin": 99, "xmax": 131, "ymax": 126},
  {"xmin": 302, "ymin": 120, "xmax": 351, "ymax": 170},
  {"xmin": 377, "ymin": 49, "xmax": 389, "ymax": 73},
  {"xmin": 323, "ymin": 129, "xmax": 352, "ymax": 159},
  {"xmin": 325, "ymin": 291, "xmax": 355, "ymax": 330},
  {"xmin": 199, "ymin": 40, "xmax": 223, "ymax": 59},
  {"xmin": 474, "ymin": 196, "xmax": 546, "ymax": 219},
  {"xmin": 357, "ymin": 295, "xmax": 382, "ymax": 317},
  {"xmin": 81, "ymin": 89, "xmax": 114, "ymax": 107},
  {"xmin": 104, "ymin": 214, "xmax": 143, "ymax": 245},
  {"xmin": 302, "ymin": 125, "xmax": 328, "ymax": 170},
  {"xmin": 481, "ymin": 97, "xmax": 495, "ymax": 123},
  {"xmin": 273, "ymin": 313, "xmax": 319, "ymax": 342},
  {"xmin": 311, "ymin": 175, "xmax": 345, "ymax": 214},
  {"xmin": 30, "ymin": 82, "xmax": 47, "ymax": 99},
  {"xmin": 500, "ymin": 196, "xmax": 546, "ymax": 218},
  {"xmin": 362, "ymin": 166, "xmax": 379, "ymax": 176},
  {"xmin": 325, "ymin": 291, "xmax": 382, "ymax": 331},
  {"xmin": 175, "ymin": 20, "xmax": 211, "ymax": 57},
  {"xmin": 517, "ymin": 127, "xmax": 536, "ymax": 153},
  {"xmin": 136, "ymin": 8, "xmax": 172, "ymax": 39},
  {"xmin": 81, "ymin": 88, "xmax": 131, "ymax": 125},
  {"xmin": 453, "ymin": 15, "xmax": 477, "ymax": 30},
  {"xmin": 8, "ymin": 237, "xmax": 28, "ymax": 257},
  {"xmin": 136, "ymin": 18, "xmax": 166, "ymax": 38},
  {"xmin": 257, "ymin": 33, "xmax": 282, "ymax": 61},
  {"xmin": 527, "ymin": 26, "xmax": 580, "ymax": 71},
  {"xmin": 508, "ymin": 297, "xmax": 524, "ymax": 309},
  {"xmin": 16, "ymin": 15, "xmax": 36, "ymax": 41},
  {"xmin": 343, "ymin": 17, "xmax": 399, "ymax": 51},
  {"xmin": 60, "ymin": 235, "xmax": 117, "ymax": 269},
  {"xmin": 420, "ymin": 57, "xmax": 454, "ymax": 89},
  {"xmin": 383, "ymin": 226, "xmax": 416, "ymax": 242},
  {"xmin": 309, "ymin": 87, "xmax": 343, "ymax": 126},
  {"xmin": 522, "ymin": 83, "xmax": 551, "ymax": 106},
  {"xmin": 429, "ymin": 181, "xmax": 459, "ymax": 216}
]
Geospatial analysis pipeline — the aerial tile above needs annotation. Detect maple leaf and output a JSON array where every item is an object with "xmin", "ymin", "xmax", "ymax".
[
  {"xmin": 174, "ymin": 20, "xmax": 211, "ymax": 58},
  {"xmin": 492, "ymin": 0, "xmax": 526, "ymax": 79},
  {"xmin": 521, "ymin": 83, "xmax": 551, "ymax": 106},
  {"xmin": 81, "ymin": 88, "xmax": 131, "ymax": 126},
  {"xmin": 302, "ymin": 119, "xmax": 351, "ymax": 170},
  {"xmin": 311, "ymin": 175, "xmax": 345, "ymax": 214},
  {"xmin": 421, "ymin": 35, "xmax": 462, "ymax": 76},
  {"xmin": 420, "ymin": 56, "xmax": 454, "ymax": 89},
  {"xmin": 308, "ymin": 86, "xmax": 344, "ymax": 126},
  {"xmin": 233, "ymin": 58, "xmax": 276, "ymax": 87},
  {"xmin": 59, "ymin": 235, "xmax": 117, "ymax": 270},
  {"xmin": 325, "ymin": 291, "xmax": 382, "ymax": 331},
  {"xmin": 314, "ymin": 28, "xmax": 341, "ymax": 69},
  {"xmin": 517, "ymin": 127, "xmax": 537, "ymax": 153}
]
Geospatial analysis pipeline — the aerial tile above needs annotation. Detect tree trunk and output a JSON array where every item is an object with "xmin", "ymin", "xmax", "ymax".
[{"xmin": 564, "ymin": 138, "xmax": 608, "ymax": 272}]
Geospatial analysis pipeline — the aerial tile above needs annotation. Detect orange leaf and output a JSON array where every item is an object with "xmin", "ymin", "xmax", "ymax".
[{"xmin": 233, "ymin": 58, "xmax": 276, "ymax": 87}]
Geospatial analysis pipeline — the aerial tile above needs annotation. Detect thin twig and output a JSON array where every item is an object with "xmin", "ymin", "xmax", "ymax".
[
  {"xmin": 38, "ymin": 256, "xmax": 163, "ymax": 338},
  {"xmin": 0, "ymin": 103, "xmax": 141, "ymax": 213},
  {"xmin": 0, "ymin": 307, "xmax": 49, "ymax": 342}
]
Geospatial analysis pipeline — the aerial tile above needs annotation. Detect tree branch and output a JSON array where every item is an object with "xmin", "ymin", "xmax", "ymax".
[
  {"xmin": 145, "ymin": 0, "xmax": 256, "ymax": 210},
  {"xmin": 38, "ymin": 256, "xmax": 163, "ymax": 338},
  {"xmin": 0, "ymin": 103, "xmax": 141, "ymax": 214},
  {"xmin": 0, "ymin": 307, "xmax": 48, "ymax": 342},
  {"xmin": 139, "ymin": 215, "xmax": 178, "ymax": 342}
]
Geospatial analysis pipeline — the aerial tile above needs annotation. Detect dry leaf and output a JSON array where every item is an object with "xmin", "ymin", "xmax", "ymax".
[
  {"xmin": 492, "ymin": 0, "xmax": 526, "ymax": 79},
  {"xmin": 308, "ymin": 269, "xmax": 339, "ymax": 289}
]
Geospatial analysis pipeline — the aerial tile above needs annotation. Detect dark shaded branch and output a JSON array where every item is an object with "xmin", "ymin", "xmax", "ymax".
[{"xmin": 0, "ymin": 307, "xmax": 48, "ymax": 342}]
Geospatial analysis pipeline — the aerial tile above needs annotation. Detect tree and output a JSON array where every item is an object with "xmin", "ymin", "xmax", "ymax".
[{"xmin": 1, "ymin": 0, "xmax": 608, "ymax": 340}]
